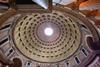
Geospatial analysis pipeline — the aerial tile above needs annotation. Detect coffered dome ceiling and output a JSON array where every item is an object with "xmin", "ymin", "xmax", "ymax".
[{"xmin": 13, "ymin": 11, "xmax": 81, "ymax": 63}]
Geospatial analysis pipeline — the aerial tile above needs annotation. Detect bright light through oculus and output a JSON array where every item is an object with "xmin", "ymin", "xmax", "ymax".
[{"xmin": 44, "ymin": 27, "xmax": 54, "ymax": 36}]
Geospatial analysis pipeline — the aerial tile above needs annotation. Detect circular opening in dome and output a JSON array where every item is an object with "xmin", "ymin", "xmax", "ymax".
[{"xmin": 44, "ymin": 27, "xmax": 54, "ymax": 36}]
